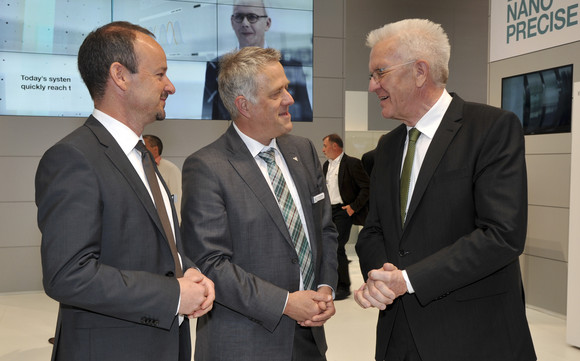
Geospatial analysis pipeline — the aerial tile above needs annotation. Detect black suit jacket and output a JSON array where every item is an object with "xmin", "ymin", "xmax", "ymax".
[
  {"xmin": 356, "ymin": 94, "xmax": 536, "ymax": 361},
  {"xmin": 202, "ymin": 57, "xmax": 313, "ymax": 122},
  {"xmin": 361, "ymin": 148, "xmax": 377, "ymax": 177},
  {"xmin": 323, "ymin": 153, "xmax": 369, "ymax": 226},
  {"xmin": 36, "ymin": 116, "xmax": 195, "ymax": 361}
]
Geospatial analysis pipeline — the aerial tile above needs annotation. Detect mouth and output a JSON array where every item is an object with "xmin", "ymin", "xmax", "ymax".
[{"xmin": 379, "ymin": 95, "xmax": 389, "ymax": 101}]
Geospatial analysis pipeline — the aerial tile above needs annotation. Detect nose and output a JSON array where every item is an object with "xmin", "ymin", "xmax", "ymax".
[
  {"xmin": 368, "ymin": 77, "xmax": 380, "ymax": 92},
  {"xmin": 283, "ymin": 88, "xmax": 295, "ymax": 106},
  {"xmin": 165, "ymin": 77, "xmax": 176, "ymax": 95}
]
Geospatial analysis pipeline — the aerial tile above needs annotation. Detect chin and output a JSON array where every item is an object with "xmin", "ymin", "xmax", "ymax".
[{"xmin": 156, "ymin": 113, "xmax": 166, "ymax": 121}]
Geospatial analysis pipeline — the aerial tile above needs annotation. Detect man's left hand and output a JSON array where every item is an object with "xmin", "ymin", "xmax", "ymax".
[{"xmin": 342, "ymin": 204, "xmax": 355, "ymax": 216}]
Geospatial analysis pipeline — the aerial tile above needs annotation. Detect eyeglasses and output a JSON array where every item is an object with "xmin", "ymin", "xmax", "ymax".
[
  {"xmin": 232, "ymin": 13, "xmax": 268, "ymax": 24},
  {"xmin": 369, "ymin": 60, "xmax": 415, "ymax": 83}
]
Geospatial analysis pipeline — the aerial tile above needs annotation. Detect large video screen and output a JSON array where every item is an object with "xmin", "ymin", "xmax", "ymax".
[
  {"xmin": 0, "ymin": 0, "xmax": 313, "ymax": 120},
  {"xmin": 501, "ymin": 64, "xmax": 573, "ymax": 135}
]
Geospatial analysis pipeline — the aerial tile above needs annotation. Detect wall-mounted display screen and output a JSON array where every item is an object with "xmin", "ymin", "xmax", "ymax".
[
  {"xmin": 501, "ymin": 64, "xmax": 573, "ymax": 135},
  {"xmin": 0, "ymin": 0, "xmax": 313, "ymax": 121}
]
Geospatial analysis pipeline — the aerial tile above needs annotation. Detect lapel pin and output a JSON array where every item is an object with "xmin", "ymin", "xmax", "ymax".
[{"xmin": 293, "ymin": 156, "xmax": 298, "ymax": 162}]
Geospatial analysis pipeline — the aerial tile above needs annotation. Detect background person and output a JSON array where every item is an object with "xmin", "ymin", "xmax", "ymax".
[
  {"xmin": 322, "ymin": 133, "xmax": 369, "ymax": 300},
  {"xmin": 182, "ymin": 46, "xmax": 338, "ymax": 361},
  {"xmin": 354, "ymin": 19, "xmax": 536, "ymax": 361},
  {"xmin": 35, "ymin": 21, "xmax": 214, "ymax": 361},
  {"xmin": 201, "ymin": 0, "xmax": 312, "ymax": 121}
]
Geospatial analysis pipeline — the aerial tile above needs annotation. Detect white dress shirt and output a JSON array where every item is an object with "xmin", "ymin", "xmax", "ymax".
[{"xmin": 326, "ymin": 152, "xmax": 344, "ymax": 205}]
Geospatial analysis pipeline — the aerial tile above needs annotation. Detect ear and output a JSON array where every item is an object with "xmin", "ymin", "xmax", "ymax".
[
  {"xmin": 109, "ymin": 62, "xmax": 129, "ymax": 91},
  {"xmin": 414, "ymin": 60, "xmax": 429, "ymax": 87},
  {"xmin": 234, "ymin": 95, "xmax": 251, "ymax": 119},
  {"xmin": 265, "ymin": 17, "xmax": 272, "ymax": 31}
]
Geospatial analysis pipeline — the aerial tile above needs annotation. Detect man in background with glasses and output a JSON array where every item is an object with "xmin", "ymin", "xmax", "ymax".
[
  {"xmin": 201, "ymin": 0, "xmax": 312, "ymax": 122},
  {"xmin": 354, "ymin": 19, "xmax": 536, "ymax": 361}
]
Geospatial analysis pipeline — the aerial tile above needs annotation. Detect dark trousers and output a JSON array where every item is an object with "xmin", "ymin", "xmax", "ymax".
[
  {"xmin": 179, "ymin": 318, "xmax": 191, "ymax": 361},
  {"xmin": 332, "ymin": 205, "xmax": 353, "ymax": 290},
  {"xmin": 292, "ymin": 324, "xmax": 326, "ymax": 361},
  {"xmin": 384, "ymin": 303, "xmax": 422, "ymax": 361}
]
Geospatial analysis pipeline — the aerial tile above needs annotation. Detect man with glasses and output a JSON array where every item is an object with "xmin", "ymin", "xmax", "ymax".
[
  {"xmin": 354, "ymin": 19, "xmax": 536, "ymax": 361},
  {"xmin": 201, "ymin": 0, "xmax": 312, "ymax": 121}
]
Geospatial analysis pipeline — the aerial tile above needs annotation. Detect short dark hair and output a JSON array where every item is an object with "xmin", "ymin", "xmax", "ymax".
[
  {"xmin": 78, "ymin": 21, "xmax": 155, "ymax": 101},
  {"xmin": 324, "ymin": 133, "xmax": 343, "ymax": 149},
  {"xmin": 143, "ymin": 134, "xmax": 163, "ymax": 155}
]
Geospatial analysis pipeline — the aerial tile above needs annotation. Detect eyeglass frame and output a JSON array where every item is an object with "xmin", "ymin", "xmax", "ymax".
[
  {"xmin": 369, "ymin": 60, "xmax": 416, "ymax": 83},
  {"xmin": 231, "ymin": 13, "xmax": 269, "ymax": 24}
]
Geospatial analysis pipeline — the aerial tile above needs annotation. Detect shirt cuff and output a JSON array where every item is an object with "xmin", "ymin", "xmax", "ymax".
[
  {"xmin": 402, "ymin": 270, "xmax": 415, "ymax": 294},
  {"xmin": 318, "ymin": 284, "xmax": 335, "ymax": 299}
]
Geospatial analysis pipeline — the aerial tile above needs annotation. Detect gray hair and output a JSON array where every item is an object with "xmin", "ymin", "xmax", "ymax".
[
  {"xmin": 366, "ymin": 19, "xmax": 450, "ymax": 86},
  {"xmin": 218, "ymin": 46, "xmax": 281, "ymax": 120}
]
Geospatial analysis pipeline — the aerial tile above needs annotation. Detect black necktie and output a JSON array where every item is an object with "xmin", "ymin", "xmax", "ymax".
[{"xmin": 135, "ymin": 141, "xmax": 183, "ymax": 277}]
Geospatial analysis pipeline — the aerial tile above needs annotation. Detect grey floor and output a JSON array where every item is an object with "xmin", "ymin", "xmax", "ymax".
[{"xmin": 1, "ymin": 244, "xmax": 579, "ymax": 361}]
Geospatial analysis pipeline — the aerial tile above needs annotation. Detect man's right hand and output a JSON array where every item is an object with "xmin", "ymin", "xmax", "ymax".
[
  {"xmin": 177, "ymin": 268, "xmax": 215, "ymax": 317},
  {"xmin": 283, "ymin": 290, "xmax": 332, "ymax": 323}
]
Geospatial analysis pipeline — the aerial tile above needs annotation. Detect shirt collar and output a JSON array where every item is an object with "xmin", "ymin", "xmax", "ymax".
[
  {"xmin": 410, "ymin": 89, "xmax": 452, "ymax": 139},
  {"xmin": 233, "ymin": 122, "xmax": 280, "ymax": 157},
  {"xmin": 92, "ymin": 109, "xmax": 142, "ymax": 156},
  {"xmin": 330, "ymin": 151, "xmax": 344, "ymax": 165}
]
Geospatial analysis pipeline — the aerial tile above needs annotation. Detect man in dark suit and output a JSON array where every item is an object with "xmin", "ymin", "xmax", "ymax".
[
  {"xmin": 201, "ymin": 0, "xmax": 312, "ymax": 122},
  {"xmin": 35, "ymin": 21, "xmax": 214, "ymax": 361},
  {"xmin": 354, "ymin": 19, "xmax": 536, "ymax": 361},
  {"xmin": 361, "ymin": 134, "xmax": 386, "ymax": 177},
  {"xmin": 322, "ymin": 133, "xmax": 369, "ymax": 300},
  {"xmin": 181, "ymin": 46, "xmax": 338, "ymax": 361},
  {"xmin": 361, "ymin": 148, "xmax": 376, "ymax": 176}
]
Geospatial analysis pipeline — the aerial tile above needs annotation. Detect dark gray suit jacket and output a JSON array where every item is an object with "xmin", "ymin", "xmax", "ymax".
[
  {"xmin": 35, "ymin": 116, "xmax": 195, "ymax": 361},
  {"xmin": 181, "ymin": 125, "xmax": 338, "ymax": 361},
  {"xmin": 356, "ymin": 94, "xmax": 536, "ymax": 361}
]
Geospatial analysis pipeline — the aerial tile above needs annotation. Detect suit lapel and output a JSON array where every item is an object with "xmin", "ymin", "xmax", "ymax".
[
  {"xmin": 84, "ymin": 116, "xmax": 168, "ymax": 242},
  {"xmin": 405, "ymin": 96, "xmax": 463, "ymax": 227},
  {"xmin": 224, "ymin": 127, "xmax": 295, "ymax": 247},
  {"xmin": 338, "ymin": 154, "xmax": 347, "ymax": 190},
  {"xmin": 387, "ymin": 126, "xmax": 407, "ymax": 237}
]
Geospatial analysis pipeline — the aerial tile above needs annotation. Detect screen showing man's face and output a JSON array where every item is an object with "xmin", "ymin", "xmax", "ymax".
[{"xmin": 231, "ymin": 5, "xmax": 271, "ymax": 48}]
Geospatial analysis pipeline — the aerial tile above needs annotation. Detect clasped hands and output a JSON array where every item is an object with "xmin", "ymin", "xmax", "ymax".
[
  {"xmin": 284, "ymin": 286, "xmax": 335, "ymax": 327},
  {"xmin": 354, "ymin": 263, "xmax": 407, "ymax": 310},
  {"xmin": 178, "ymin": 268, "xmax": 215, "ymax": 318}
]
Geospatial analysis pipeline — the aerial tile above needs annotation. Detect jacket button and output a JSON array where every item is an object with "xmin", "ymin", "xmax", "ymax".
[
  {"xmin": 398, "ymin": 249, "xmax": 408, "ymax": 257},
  {"xmin": 291, "ymin": 258, "xmax": 299, "ymax": 264},
  {"xmin": 166, "ymin": 271, "xmax": 175, "ymax": 277}
]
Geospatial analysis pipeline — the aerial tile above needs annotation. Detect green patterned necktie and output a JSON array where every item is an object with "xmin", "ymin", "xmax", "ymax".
[
  {"xmin": 258, "ymin": 148, "xmax": 315, "ymax": 290},
  {"xmin": 400, "ymin": 128, "xmax": 421, "ymax": 228}
]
